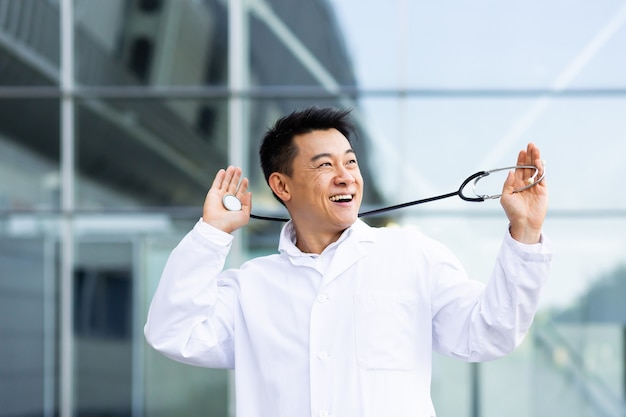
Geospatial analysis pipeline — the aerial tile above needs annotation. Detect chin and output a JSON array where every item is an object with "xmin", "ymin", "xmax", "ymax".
[{"xmin": 337, "ymin": 213, "xmax": 359, "ymax": 227}]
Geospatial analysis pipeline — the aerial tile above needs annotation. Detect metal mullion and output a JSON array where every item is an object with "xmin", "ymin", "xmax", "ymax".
[
  {"xmin": 227, "ymin": 0, "xmax": 248, "ymax": 415},
  {"xmin": 43, "ymin": 235, "xmax": 56, "ymax": 417},
  {"xmin": 59, "ymin": 1, "xmax": 75, "ymax": 417}
]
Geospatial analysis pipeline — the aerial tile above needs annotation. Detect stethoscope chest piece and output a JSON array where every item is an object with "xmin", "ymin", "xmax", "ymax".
[{"xmin": 222, "ymin": 194, "xmax": 242, "ymax": 211}]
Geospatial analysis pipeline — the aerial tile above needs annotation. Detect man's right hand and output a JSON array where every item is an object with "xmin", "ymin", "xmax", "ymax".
[{"xmin": 202, "ymin": 166, "xmax": 252, "ymax": 234}]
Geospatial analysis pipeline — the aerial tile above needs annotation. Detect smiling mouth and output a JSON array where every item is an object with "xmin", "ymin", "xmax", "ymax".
[{"xmin": 329, "ymin": 194, "xmax": 353, "ymax": 203}]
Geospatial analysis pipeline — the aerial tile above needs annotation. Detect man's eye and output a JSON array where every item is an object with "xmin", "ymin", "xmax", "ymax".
[
  {"xmin": 347, "ymin": 159, "xmax": 358, "ymax": 165},
  {"xmin": 319, "ymin": 162, "xmax": 332, "ymax": 167}
]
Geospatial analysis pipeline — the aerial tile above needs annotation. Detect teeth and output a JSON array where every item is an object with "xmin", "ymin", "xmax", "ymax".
[{"xmin": 329, "ymin": 194, "xmax": 353, "ymax": 202}]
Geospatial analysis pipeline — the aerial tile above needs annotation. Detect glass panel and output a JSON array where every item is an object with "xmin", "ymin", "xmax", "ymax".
[
  {"xmin": 248, "ymin": 0, "xmax": 357, "ymax": 88},
  {"xmin": 532, "ymin": 322, "xmax": 624, "ymax": 417},
  {"xmin": 0, "ymin": 0, "xmax": 60, "ymax": 87},
  {"xmin": 0, "ymin": 233, "xmax": 57, "ymax": 416},
  {"xmin": 0, "ymin": 98, "xmax": 61, "ymax": 211},
  {"xmin": 74, "ymin": 98, "xmax": 228, "ymax": 209},
  {"xmin": 329, "ymin": 0, "xmax": 626, "ymax": 89},
  {"xmin": 354, "ymin": 96, "xmax": 626, "ymax": 212},
  {"xmin": 74, "ymin": 240, "xmax": 134, "ymax": 416},
  {"xmin": 74, "ymin": 0, "xmax": 228, "ymax": 87}
]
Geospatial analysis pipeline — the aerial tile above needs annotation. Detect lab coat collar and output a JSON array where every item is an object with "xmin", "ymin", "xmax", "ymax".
[
  {"xmin": 278, "ymin": 219, "xmax": 375, "ymax": 286},
  {"xmin": 278, "ymin": 219, "xmax": 374, "ymax": 256}
]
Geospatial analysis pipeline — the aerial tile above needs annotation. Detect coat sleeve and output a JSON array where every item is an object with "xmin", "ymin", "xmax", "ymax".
[
  {"xmin": 144, "ymin": 220, "xmax": 237, "ymax": 369},
  {"xmin": 430, "ymin": 230, "xmax": 552, "ymax": 361}
]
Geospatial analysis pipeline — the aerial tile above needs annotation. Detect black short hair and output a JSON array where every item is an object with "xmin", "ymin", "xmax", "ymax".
[{"xmin": 259, "ymin": 106, "xmax": 355, "ymax": 204}]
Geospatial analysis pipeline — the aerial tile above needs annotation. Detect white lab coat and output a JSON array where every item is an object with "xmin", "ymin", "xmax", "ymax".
[{"xmin": 145, "ymin": 219, "xmax": 552, "ymax": 417}]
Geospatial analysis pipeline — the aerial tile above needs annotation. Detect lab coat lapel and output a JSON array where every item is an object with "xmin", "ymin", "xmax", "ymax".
[{"xmin": 320, "ymin": 220, "xmax": 374, "ymax": 288}]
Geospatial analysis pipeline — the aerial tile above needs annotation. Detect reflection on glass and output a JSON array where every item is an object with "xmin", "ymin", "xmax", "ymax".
[
  {"xmin": 74, "ymin": 0, "xmax": 228, "ymax": 87},
  {"xmin": 0, "ymin": 0, "xmax": 60, "ymax": 87},
  {"xmin": 248, "ymin": 0, "xmax": 357, "ymax": 88},
  {"xmin": 74, "ymin": 241, "xmax": 133, "ymax": 416},
  {"xmin": 75, "ymin": 98, "xmax": 228, "ymax": 209},
  {"xmin": 328, "ymin": 0, "xmax": 626, "ymax": 89},
  {"xmin": 0, "ymin": 237, "xmax": 55, "ymax": 416},
  {"xmin": 0, "ymin": 99, "xmax": 61, "ymax": 211}
]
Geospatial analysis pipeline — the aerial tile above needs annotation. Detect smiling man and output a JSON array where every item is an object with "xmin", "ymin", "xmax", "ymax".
[{"xmin": 144, "ymin": 106, "xmax": 552, "ymax": 417}]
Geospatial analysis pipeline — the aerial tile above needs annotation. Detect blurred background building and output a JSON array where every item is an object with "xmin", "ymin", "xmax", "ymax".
[{"xmin": 0, "ymin": 0, "xmax": 625, "ymax": 416}]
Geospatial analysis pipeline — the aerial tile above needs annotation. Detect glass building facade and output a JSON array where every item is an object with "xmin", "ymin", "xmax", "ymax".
[{"xmin": 0, "ymin": 0, "xmax": 625, "ymax": 416}]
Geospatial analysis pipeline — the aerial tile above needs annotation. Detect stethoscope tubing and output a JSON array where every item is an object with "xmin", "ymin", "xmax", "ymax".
[{"xmin": 246, "ymin": 164, "xmax": 545, "ymax": 222}]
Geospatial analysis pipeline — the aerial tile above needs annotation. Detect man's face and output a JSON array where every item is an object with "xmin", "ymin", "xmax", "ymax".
[{"xmin": 283, "ymin": 128, "xmax": 363, "ymax": 234}]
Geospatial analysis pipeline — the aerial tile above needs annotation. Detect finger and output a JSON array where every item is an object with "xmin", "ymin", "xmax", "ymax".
[
  {"xmin": 536, "ymin": 158, "xmax": 544, "ymax": 177},
  {"xmin": 502, "ymin": 169, "xmax": 516, "ymax": 193},
  {"xmin": 230, "ymin": 168, "xmax": 242, "ymax": 194},
  {"xmin": 211, "ymin": 168, "xmax": 226, "ymax": 191},
  {"xmin": 514, "ymin": 149, "xmax": 527, "ymax": 181},
  {"xmin": 529, "ymin": 143, "xmax": 545, "ymax": 178},
  {"xmin": 222, "ymin": 166, "xmax": 241, "ymax": 194},
  {"xmin": 523, "ymin": 143, "xmax": 536, "ymax": 182},
  {"xmin": 516, "ymin": 143, "xmax": 539, "ymax": 182},
  {"xmin": 528, "ymin": 142, "xmax": 539, "ymax": 161},
  {"xmin": 516, "ymin": 147, "xmax": 526, "ymax": 167},
  {"xmin": 525, "ymin": 143, "xmax": 546, "ymax": 186},
  {"xmin": 237, "ymin": 177, "xmax": 249, "ymax": 197},
  {"xmin": 241, "ymin": 191, "xmax": 252, "ymax": 213},
  {"xmin": 525, "ymin": 143, "xmax": 534, "ymax": 166}
]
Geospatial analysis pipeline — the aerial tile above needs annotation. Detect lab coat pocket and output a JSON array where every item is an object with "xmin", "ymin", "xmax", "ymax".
[{"xmin": 354, "ymin": 292, "xmax": 418, "ymax": 370}]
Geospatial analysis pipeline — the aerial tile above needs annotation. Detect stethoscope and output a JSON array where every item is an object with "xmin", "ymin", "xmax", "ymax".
[{"xmin": 222, "ymin": 164, "xmax": 546, "ymax": 222}]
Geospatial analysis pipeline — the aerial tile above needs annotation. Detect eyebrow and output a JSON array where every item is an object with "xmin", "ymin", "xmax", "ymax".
[{"xmin": 310, "ymin": 149, "xmax": 356, "ymax": 162}]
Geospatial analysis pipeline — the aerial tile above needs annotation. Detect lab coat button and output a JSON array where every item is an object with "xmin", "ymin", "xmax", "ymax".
[
  {"xmin": 318, "ymin": 351, "xmax": 331, "ymax": 360},
  {"xmin": 319, "ymin": 410, "xmax": 330, "ymax": 417},
  {"xmin": 317, "ymin": 294, "xmax": 329, "ymax": 303}
]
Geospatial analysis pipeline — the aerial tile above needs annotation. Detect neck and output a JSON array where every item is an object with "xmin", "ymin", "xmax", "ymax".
[{"xmin": 294, "ymin": 227, "xmax": 346, "ymax": 255}]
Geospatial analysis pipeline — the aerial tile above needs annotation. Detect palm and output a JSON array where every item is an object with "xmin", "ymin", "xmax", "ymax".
[{"xmin": 203, "ymin": 166, "xmax": 252, "ymax": 234}]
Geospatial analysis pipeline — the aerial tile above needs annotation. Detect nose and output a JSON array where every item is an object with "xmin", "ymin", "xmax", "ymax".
[{"xmin": 335, "ymin": 165, "xmax": 355, "ymax": 186}]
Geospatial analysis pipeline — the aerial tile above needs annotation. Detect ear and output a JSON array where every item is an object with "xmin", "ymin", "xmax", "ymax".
[{"xmin": 268, "ymin": 173, "xmax": 291, "ymax": 203}]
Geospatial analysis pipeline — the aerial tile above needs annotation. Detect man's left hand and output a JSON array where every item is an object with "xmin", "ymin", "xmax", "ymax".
[{"xmin": 500, "ymin": 143, "xmax": 548, "ymax": 244}]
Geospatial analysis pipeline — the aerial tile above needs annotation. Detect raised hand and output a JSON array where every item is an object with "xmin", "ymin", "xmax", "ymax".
[
  {"xmin": 500, "ymin": 143, "xmax": 548, "ymax": 244},
  {"xmin": 202, "ymin": 166, "xmax": 252, "ymax": 234}
]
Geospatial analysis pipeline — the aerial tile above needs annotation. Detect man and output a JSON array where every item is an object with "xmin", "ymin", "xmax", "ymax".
[{"xmin": 145, "ymin": 106, "xmax": 552, "ymax": 417}]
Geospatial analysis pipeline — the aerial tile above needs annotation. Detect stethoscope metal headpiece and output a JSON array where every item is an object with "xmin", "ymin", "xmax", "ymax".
[{"xmin": 469, "ymin": 163, "xmax": 546, "ymax": 200}]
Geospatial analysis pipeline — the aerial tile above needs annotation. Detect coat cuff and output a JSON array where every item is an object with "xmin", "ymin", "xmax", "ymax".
[
  {"xmin": 504, "ymin": 227, "xmax": 553, "ymax": 258},
  {"xmin": 192, "ymin": 218, "xmax": 234, "ymax": 248}
]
